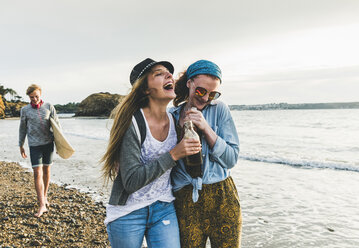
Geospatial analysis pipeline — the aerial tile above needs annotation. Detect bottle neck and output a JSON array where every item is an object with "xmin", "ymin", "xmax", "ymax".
[
  {"xmin": 184, "ymin": 120, "xmax": 194, "ymax": 130},
  {"xmin": 184, "ymin": 104, "xmax": 197, "ymax": 112}
]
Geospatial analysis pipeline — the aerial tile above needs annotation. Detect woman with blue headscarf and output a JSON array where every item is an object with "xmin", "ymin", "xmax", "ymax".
[{"xmin": 170, "ymin": 60, "xmax": 242, "ymax": 247}]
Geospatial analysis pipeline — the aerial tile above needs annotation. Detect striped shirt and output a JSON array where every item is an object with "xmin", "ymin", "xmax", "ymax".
[{"xmin": 19, "ymin": 102, "xmax": 60, "ymax": 147}]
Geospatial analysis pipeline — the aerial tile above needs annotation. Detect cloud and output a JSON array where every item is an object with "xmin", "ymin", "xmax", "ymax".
[
  {"xmin": 1, "ymin": 0, "xmax": 359, "ymax": 104},
  {"xmin": 221, "ymin": 66, "xmax": 359, "ymax": 104}
]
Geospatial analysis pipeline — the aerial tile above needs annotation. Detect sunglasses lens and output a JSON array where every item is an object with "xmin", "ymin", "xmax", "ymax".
[
  {"xmin": 195, "ymin": 87, "xmax": 207, "ymax": 97},
  {"xmin": 209, "ymin": 92, "xmax": 221, "ymax": 101}
]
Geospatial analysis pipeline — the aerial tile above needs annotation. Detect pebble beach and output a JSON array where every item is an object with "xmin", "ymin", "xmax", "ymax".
[{"xmin": 0, "ymin": 161, "xmax": 110, "ymax": 247}]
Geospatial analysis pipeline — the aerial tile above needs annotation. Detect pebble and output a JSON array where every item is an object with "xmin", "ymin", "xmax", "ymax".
[
  {"xmin": 93, "ymin": 239, "xmax": 102, "ymax": 244},
  {"xmin": 44, "ymin": 235, "xmax": 52, "ymax": 243},
  {"xmin": 29, "ymin": 240, "xmax": 41, "ymax": 246}
]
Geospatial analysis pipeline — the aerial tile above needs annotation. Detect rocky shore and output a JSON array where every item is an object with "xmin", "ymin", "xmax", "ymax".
[
  {"xmin": 75, "ymin": 92, "xmax": 124, "ymax": 117},
  {"xmin": 0, "ymin": 161, "xmax": 110, "ymax": 247},
  {"xmin": 0, "ymin": 95, "xmax": 27, "ymax": 119}
]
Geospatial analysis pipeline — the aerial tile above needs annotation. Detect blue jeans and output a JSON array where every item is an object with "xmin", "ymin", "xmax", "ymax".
[{"xmin": 106, "ymin": 201, "xmax": 180, "ymax": 248}]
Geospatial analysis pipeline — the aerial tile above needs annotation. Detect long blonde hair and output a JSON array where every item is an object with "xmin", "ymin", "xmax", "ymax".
[{"xmin": 101, "ymin": 74, "xmax": 149, "ymax": 183}]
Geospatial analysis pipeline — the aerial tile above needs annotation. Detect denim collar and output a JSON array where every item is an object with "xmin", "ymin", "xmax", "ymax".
[{"xmin": 171, "ymin": 100, "xmax": 218, "ymax": 116}]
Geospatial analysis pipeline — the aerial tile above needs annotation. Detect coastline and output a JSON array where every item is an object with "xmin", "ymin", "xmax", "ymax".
[{"xmin": 0, "ymin": 161, "xmax": 110, "ymax": 247}]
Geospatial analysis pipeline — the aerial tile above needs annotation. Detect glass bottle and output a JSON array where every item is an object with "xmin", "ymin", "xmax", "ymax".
[{"xmin": 183, "ymin": 120, "xmax": 203, "ymax": 169}]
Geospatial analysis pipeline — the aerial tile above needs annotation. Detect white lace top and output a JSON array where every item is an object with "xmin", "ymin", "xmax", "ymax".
[{"xmin": 105, "ymin": 110, "xmax": 177, "ymax": 225}]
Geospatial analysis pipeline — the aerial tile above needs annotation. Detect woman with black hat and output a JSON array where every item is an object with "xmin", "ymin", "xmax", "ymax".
[
  {"xmin": 170, "ymin": 60, "xmax": 242, "ymax": 247},
  {"xmin": 101, "ymin": 58, "xmax": 201, "ymax": 248}
]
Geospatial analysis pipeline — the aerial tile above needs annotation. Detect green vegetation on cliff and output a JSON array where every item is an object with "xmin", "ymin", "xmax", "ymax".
[
  {"xmin": 0, "ymin": 84, "xmax": 27, "ymax": 118},
  {"xmin": 54, "ymin": 102, "xmax": 80, "ymax": 113},
  {"xmin": 0, "ymin": 84, "xmax": 22, "ymax": 102},
  {"xmin": 0, "ymin": 95, "xmax": 5, "ymax": 119}
]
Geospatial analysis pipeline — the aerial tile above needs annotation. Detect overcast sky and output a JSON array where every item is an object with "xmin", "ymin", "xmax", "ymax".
[{"xmin": 1, "ymin": 0, "xmax": 359, "ymax": 105}]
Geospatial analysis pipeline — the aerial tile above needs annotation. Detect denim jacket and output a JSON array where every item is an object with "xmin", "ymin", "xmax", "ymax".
[{"xmin": 170, "ymin": 100, "xmax": 239, "ymax": 202}]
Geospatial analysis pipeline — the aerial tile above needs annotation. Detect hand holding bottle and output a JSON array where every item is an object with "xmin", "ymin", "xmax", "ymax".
[
  {"xmin": 185, "ymin": 107, "xmax": 218, "ymax": 149},
  {"xmin": 169, "ymin": 138, "xmax": 201, "ymax": 161},
  {"xmin": 184, "ymin": 107, "xmax": 209, "ymax": 132}
]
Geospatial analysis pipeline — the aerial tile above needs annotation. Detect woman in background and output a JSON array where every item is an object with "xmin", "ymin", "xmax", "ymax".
[
  {"xmin": 19, "ymin": 84, "xmax": 60, "ymax": 217},
  {"xmin": 170, "ymin": 60, "xmax": 242, "ymax": 247},
  {"xmin": 102, "ymin": 58, "xmax": 201, "ymax": 248}
]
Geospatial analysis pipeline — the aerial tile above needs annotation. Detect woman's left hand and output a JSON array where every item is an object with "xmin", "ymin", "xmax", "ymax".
[{"xmin": 185, "ymin": 107, "xmax": 218, "ymax": 148}]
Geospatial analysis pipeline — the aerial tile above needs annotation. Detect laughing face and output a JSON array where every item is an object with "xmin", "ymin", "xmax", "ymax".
[
  {"xmin": 146, "ymin": 64, "xmax": 176, "ymax": 102},
  {"xmin": 186, "ymin": 74, "xmax": 221, "ymax": 110}
]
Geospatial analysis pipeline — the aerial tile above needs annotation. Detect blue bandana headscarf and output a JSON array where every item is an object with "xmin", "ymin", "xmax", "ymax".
[{"xmin": 186, "ymin": 60, "xmax": 222, "ymax": 83}]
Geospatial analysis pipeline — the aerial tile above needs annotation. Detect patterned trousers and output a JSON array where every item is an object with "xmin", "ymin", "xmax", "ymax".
[{"xmin": 174, "ymin": 176, "xmax": 242, "ymax": 248}]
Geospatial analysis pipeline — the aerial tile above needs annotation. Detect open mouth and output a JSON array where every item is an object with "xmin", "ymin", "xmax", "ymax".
[{"xmin": 163, "ymin": 82, "xmax": 174, "ymax": 90}]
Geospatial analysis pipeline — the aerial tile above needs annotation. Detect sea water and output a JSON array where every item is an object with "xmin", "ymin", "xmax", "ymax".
[{"xmin": 1, "ymin": 109, "xmax": 358, "ymax": 247}]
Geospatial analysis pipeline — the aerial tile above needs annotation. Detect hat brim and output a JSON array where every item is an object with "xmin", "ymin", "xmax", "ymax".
[
  {"xmin": 130, "ymin": 59, "xmax": 175, "ymax": 85},
  {"xmin": 150, "ymin": 61, "xmax": 174, "ymax": 75}
]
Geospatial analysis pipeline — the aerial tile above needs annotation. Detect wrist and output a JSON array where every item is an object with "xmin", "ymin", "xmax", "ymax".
[
  {"xmin": 169, "ymin": 150, "xmax": 178, "ymax": 161},
  {"xmin": 202, "ymin": 123, "xmax": 213, "ymax": 136}
]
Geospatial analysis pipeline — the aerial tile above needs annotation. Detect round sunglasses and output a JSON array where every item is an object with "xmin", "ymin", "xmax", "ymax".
[{"xmin": 195, "ymin": 86, "xmax": 221, "ymax": 101}]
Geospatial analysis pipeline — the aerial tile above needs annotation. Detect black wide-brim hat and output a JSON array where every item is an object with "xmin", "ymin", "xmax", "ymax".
[{"xmin": 129, "ymin": 58, "xmax": 174, "ymax": 85}]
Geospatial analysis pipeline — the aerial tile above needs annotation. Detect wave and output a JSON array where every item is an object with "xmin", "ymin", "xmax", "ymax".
[{"xmin": 239, "ymin": 154, "xmax": 359, "ymax": 172}]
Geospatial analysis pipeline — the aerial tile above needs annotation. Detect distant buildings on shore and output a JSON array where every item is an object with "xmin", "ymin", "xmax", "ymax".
[{"xmin": 229, "ymin": 102, "xmax": 359, "ymax": 111}]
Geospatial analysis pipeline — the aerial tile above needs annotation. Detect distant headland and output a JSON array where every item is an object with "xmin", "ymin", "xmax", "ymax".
[{"xmin": 73, "ymin": 92, "xmax": 124, "ymax": 117}]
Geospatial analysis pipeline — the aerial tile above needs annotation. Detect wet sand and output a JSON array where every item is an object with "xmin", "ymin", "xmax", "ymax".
[{"xmin": 0, "ymin": 161, "xmax": 110, "ymax": 247}]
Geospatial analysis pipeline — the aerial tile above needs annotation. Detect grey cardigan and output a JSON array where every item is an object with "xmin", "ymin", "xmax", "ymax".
[
  {"xmin": 19, "ymin": 103, "xmax": 60, "ymax": 147},
  {"xmin": 108, "ymin": 122, "xmax": 177, "ymax": 205}
]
